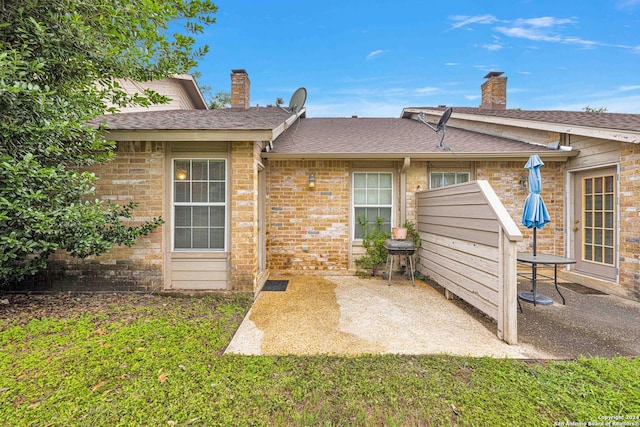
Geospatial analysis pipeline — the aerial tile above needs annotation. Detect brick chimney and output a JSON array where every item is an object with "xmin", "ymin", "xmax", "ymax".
[
  {"xmin": 480, "ymin": 71, "xmax": 507, "ymax": 110},
  {"xmin": 230, "ymin": 69, "xmax": 250, "ymax": 109}
]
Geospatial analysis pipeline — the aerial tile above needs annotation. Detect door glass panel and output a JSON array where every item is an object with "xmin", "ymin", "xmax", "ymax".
[{"xmin": 582, "ymin": 173, "xmax": 615, "ymax": 266}]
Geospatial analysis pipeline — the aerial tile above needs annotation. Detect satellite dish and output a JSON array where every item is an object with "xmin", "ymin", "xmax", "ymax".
[
  {"xmin": 280, "ymin": 87, "xmax": 307, "ymax": 114},
  {"xmin": 417, "ymin": 107, "xmax": 453, "ymax": 148}
]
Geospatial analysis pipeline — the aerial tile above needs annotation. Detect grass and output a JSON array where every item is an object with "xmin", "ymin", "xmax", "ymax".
[{"xmin": 1, "ymin": 294, "xmax": 638, "ymax": 426}]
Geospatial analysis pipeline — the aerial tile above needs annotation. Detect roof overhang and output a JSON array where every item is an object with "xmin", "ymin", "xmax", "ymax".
[
  {"xmin": 262, "ymin": 150, "xmax": 578, "ymax": 162},
  {"xmin": 402, "ymin": 108, "xmax": 640, "ymax": 144},
  {"xmin": 105, "ymin": 108, "xmax": 306, "ymax": 142}
]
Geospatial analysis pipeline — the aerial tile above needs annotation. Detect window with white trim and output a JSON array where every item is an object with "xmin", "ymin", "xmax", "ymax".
[
  {"xmin": 353, "ymin": 172, "xmax": 392, "ymax": 239},
  {"xmin": 173, "ymin": 159, "xmax": 226, "ymax": 250},
  {"xmin": 430, "ymin": 172, "xmax": 469, "ymax": 188}
]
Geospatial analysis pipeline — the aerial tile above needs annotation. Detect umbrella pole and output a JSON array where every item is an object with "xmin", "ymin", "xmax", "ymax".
[{"xmin": 533, "ymin": 228, "xmax": 537, "ymax": 257}]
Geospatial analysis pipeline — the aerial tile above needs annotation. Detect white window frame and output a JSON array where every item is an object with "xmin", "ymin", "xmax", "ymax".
[
  {"xmin": 430, "ymin": 171, "xmax": 470, "ymax": 189},
  {"xmin": 171, "ymin": 158, "xmax": 227, "ymax": 251},
  {"xmin": 352, "ymin": 171, "xmax": 394, "ymax": 240}
]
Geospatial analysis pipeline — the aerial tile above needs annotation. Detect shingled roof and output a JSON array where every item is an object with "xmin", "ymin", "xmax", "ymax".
[
  {"xmin": 93, "ymin": 106, "xmax": 294, "ymax": 131},
  {"xmin": 408, "ymin": 107, "xmax": 640, "ymax": 133},
  {"xmin": 267, "ymin": 117, "xmax": 568, "ymax": 159}
]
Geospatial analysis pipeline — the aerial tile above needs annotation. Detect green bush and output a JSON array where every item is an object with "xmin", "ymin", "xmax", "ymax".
[{"xmin": 355, "ymin": 216, "xmax": 391, "ymax": 276}]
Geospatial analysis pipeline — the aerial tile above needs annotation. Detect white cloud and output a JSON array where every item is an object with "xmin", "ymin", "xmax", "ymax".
[
  {"xmin": 366, "ymin": 49, "xmax": 387, "ymax": 61},
  {"xmin": 445, "ymin": 62, "xmax": 460, "ymax": 66},
  {"xmin": 482, "ymin": 43, "xmax": 504, "ymax": 51},
  {"xmin": 513, "ymin": 17, "xmax": 576, "ymax": 28},
  {"xmin": 619, "ymin": 85, "xmax": 640, "ymax": 92},
  {"xmin": 415, "ymin": 86, "xmax": 438, "ymax": 94},
  {"xmin": 495, "ymin": 26, "xmax": 561, "ymax": 42},
  {"xmin": 448, "ymin": 15, "xmax": 498, "ymax": 30}
]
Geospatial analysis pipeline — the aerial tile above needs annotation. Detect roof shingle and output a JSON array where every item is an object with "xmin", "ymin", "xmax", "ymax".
[
  {"xmin": 271, "ymin": 117, "xmax": 551, "ymax": 155},
  {"xmin": 93, "ymin": 106, "xmax": 293, "ymax": 131}
]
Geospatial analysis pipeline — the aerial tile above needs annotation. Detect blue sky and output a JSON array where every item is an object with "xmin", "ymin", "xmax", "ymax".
[{"xmin": 193, "ymin": 0, "xmax": 640, "ymax": 117}]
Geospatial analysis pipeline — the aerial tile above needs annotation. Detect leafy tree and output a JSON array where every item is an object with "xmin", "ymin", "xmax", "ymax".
[
  {"xmin": 209, "ymin": 90, "xmax": 231, "ymax": 109},
  {"xmin": 583, "ymin": 105, "xmax": 608, "ymax": 113},
  {"xmin": 0, "ymin": 0, "xmax": 218, "ymax": 285}
]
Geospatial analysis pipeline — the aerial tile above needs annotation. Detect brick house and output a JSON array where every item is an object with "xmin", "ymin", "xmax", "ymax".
[{"xmin": 46, "ymin": 70, "xmax": 640, "ymax": 302}]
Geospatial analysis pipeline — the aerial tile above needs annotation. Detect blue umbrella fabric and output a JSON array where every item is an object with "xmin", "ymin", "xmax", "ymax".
[{"xmin": 521, "ymin": 154, "xmax": 550, "ymax": 256}]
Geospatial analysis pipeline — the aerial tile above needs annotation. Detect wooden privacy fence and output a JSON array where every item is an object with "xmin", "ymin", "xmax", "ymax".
[{"xmin": 416, "ymin": 180, "xmax": 522, "ymax": 344}]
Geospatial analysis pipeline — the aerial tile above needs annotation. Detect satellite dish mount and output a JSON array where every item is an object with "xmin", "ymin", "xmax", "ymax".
[
  {"xmin": 417, "ymin": 107, "xmax": 453, "ymax": 148},
  {"xmin": 280, "ymin": 87, "xmax": 307, "ymax": 114}
]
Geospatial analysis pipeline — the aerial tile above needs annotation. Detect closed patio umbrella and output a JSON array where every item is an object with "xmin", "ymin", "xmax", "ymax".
[
  {"xmin": 519, "ymin": 154, "xmax": 552, "ymax": 305},
  {"xmin": 521, "ymin": 154, "xmax": 550, "ymax": 256}
]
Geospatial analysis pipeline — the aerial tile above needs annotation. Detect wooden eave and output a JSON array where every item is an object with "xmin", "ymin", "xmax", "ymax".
[
  {"xmin": 262, "ymin": 150, "xmax": 578, "ymax": 162},
  {"xmin": 402, "ymin": 108, "xmax": 640, "ymax": 144}
]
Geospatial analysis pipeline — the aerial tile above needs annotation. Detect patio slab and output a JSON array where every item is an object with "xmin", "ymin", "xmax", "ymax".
[
  {"xmin": 225, "ymin": 275, "xmax": 551, "ymax": 358},
  {"xmin": 515, "ymin": 279, "xmax": 640, "ymax": 358}
]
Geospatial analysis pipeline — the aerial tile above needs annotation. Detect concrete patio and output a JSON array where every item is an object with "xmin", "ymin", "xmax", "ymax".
[
  {"xmin": 225, "ymin": 275, "xmax": 640, "ymax": 359},
  {"xmin": 225, "ymin": 275, "xmax": 550, "ymax": 358}
]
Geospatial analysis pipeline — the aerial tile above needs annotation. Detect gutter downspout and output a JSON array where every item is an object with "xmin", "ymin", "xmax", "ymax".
[{"xmin": 400, "ymin": 157, "xmax": 410, "ymax": 226}]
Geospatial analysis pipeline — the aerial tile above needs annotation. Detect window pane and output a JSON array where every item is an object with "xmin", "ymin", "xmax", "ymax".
[
  {"xmin": 174, "ymin": 160, "xmax": 190, "ymax": 181},
  {"xmin": 585, "ymin": 213, "xmax": 593, "ymax": 227},
  {"xmin": 192, "ymin": 182, "xmax": 208, "ymax": 203},
  {"xmin": 594, "ymin": 246, "xmax": 603, "ymax": 263},
  {"xmin": 379, "ymin": 207, "xmax": 391, "ymax": 222},
  {"xmin": 367, "ymin": 173, "xmax": 379, "ymax": 188},
  {"xmin": 595, "ymin": 195, "xmax": 602, "ymax": 210},
  {"xmin": 605, "ymin": 248, "xmax": 613, "ymax": 265},
  {"xmin": 595, "ymin": 212, "xmax": 603, "ymax": 228},
  {"xmin": 584, "ymin": 244, "xmax": 592, "ymax": 260},
  {"xmin": 175, "ymin": 182, "xmax": 190, "ymax": 203},
  {"xmin": 431, "ymin": 174, "xmax": 443, "ymax": 188},
  {"xmin": 175, "ymin": 228, "xmax": 191, "ymax": 249},
  {"xmin": 210, "ymin": 228, "xmax": 224, "ymax": 249},
  {"xmin": 175, "ymin": 206, "xmax": 191, "ymax": 227},
  {"xmin": 209, "ymin": 182, "xmax": 225, "ymax": 203},
  {"xmin": 379, "ymin": 189, "xmax": 392, "ymax": 205},
  {"xmin": 585, "ymin": 229, "xmax": 593, "ymax": 244},
  {"xmin": 443, "ymin": 173, "xmax": 456, "ymax": 186},
  {"xmin": 192, "ymin": 228, "xmax": 209, "ymax": 248},
  {"xmin": 594, "ymin": 229, "xmax": 602, "ymax": 245},
  {"xmin": 354, "ymin": 189, "xmax": 366, "ymax": 204},
  {"xmin": 210, "ymin": 206, "xmax": 225, "ymax": 227},
  {"xmin": 457, "ymin": 173, "xmax": 470, "ymax": 184},
  {"xmin": 379, "ymin": 173, "xmax": 392, "ymax": 188},
  {"xmin": 209, "ymin": 161, "xmax": 225, "ymax": 180},
  {"xmin": 584, "ymin": 178, "xmax": 592, "ymax": 194},
  {"xmin": 605, "ymin": 194, "xmax": 613, "ymax": 211},
  {"xmin": 605, "ymin": 175, "xmax": 614, "ymax": 193},
  {"xmin": 605, "ymin": 230, "xmax": 614, "ymax": 246},
  {"xmin": 585, "ymin": 195, "xmax": 592, "ymax": 210},
  {"xmin": 605, "ymin": 212, "xmax": 614, "ymax": 228},
  {"xmin": 192, "ymin": 160, "xmax": 208, "ymax": 180},
  {"xmin": 366, "ymin": 189, "xmax": 378, "ymax": 204},
  {"xmin": 354, "ymin": 173, "xmax": 366, "ymax": 188},
  {"xmin": 594, "ymin": 177, "xmax": 602, "ymax": 193},
  {"xmin": 193, "ymin": 207, "xmax": 209, "ymax": 227}
]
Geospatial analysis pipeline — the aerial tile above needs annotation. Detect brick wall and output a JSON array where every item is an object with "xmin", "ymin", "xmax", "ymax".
[
  {"xmin": 476, "ymin": 160, "xmax": 565, "ymax": 254},
  {"xmin": 619, "ymin": 143, "xmax": 640, "ymax": 299},
  {"xmin": 45, "ymin": 141, "xmax": 165, "ymax": 291},
  {"xmin": 267, "ymin": 160, "xmax": 351, "ymax": 272},
  {"xmin": 230, "ymin": 142, "xmax": 259, "ymax": 292}
]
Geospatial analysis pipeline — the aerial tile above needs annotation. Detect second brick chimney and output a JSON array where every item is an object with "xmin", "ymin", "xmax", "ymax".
[
  {"xmin": 480, "ymin": 71, "xmax": 507, "ymax": 110},
  {"xmin": 230, "ymin": 69, "xmax": 250, "ymax": 109}
]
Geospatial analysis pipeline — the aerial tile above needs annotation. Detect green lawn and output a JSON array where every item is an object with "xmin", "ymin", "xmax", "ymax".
[{"xmin": 1, "ymin": 293, "xmax": 638, "ymax": 426}]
